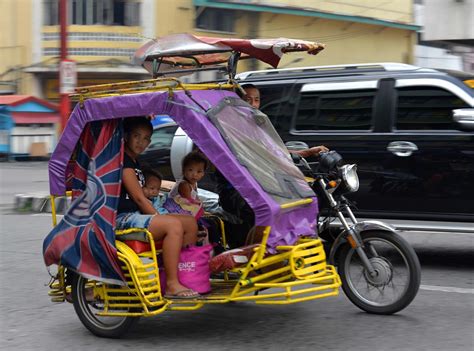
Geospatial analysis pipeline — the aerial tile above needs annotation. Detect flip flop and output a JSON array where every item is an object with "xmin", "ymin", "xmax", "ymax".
[{"xmin": 164, "ymin": 289, "xmax": 201, "ymax": 299}]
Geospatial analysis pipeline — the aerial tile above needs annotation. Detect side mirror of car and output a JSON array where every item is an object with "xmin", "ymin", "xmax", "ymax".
[
  {"xmin": 453, "ymin": 108, "xmax": 474, "ymax": 131},
  {"xmin": 285, "ymin": 141, "xmax": 309, "ymax": 151}
]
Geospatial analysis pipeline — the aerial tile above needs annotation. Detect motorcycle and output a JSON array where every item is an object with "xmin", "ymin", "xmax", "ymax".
[{"xmin": 289, "ymin": 146, "xmax": 421, "ymax": 314}]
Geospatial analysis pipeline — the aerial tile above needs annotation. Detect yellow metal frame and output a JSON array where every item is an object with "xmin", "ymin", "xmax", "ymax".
[
  {"xmin": 48, "ymin": 186, "xmax": 339, "ymax": 316},
  {"xmin": 69, "ymin": 77, "xmax": 238, "ymax": 103},
  {"xmin": 280, "ymin": 198, "xmax": 313, "ymax": 210}
]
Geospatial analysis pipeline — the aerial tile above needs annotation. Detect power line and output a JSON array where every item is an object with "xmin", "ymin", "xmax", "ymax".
[
  {"xmin": 249, "ymin": 4, "xmax": 412, "ymax": 37},
  {"xmin": 323, "ymin": 0, "xmax": 412, "ymax": 15},
  {"xmin": 298, "ymin": 28, "xmax": 380, "ymax": 42}
]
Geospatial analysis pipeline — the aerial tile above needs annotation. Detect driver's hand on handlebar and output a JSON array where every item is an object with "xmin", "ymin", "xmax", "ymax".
[{"xmin": 292, "ymin": 145, "xmax": 329, "ymax": 158}]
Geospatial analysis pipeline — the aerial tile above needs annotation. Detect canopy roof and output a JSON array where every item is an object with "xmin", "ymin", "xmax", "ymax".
[{"xmin": 132, "ymin": 33, "xmax": 325, "ymax": 75}]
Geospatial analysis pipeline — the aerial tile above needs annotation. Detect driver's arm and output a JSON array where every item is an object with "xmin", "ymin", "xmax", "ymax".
[{"xmin": 290, "ymin": 145, "xmax": 329, "ymax": 158}]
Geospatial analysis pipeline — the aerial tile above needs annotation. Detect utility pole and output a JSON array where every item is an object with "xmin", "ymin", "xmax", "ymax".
[{"xmin": 59, "ymin": 0, "xmax": 74, "ymax": 132}]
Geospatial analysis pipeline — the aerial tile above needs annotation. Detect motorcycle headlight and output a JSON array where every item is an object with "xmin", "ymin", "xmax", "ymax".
[{"xmin": 340, "ymin": 164, "xmax": 359, "ymax": 192}]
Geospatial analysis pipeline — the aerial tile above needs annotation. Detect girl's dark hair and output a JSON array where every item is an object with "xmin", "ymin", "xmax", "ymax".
[
  {"xmin": 143, "ymin": 168, "xmax": 163, "ymax": 182},
  {"xmin": 182, "ymin": 151, "xmax": 208, "ymax": 171},
  {"xmin": 123, "ymin": 116, "xmax": 153, "ymax": 135}
]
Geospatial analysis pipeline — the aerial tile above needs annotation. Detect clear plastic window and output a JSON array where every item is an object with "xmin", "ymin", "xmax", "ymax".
[{"xmin": 208, "ymin": 97, "xmax": 315, "ymax": 204}]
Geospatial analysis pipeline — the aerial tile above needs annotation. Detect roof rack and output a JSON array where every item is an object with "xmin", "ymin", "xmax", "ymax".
[
  {"xmin": 236, "ymin": 62, "xmax": 423, "ymax": 80},
  {"xmin": 69, "ymin": 77, "xmax": 237, "ymax": 104}
]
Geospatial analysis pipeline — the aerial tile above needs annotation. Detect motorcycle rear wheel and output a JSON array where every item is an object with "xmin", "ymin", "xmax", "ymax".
[
  {"xmin": 338, "ymin": 230, "xmax": 421, "ymax": 314},
  {"xmin": 72, "ymin": 274, "xmax": 138, "ymax": 338}
]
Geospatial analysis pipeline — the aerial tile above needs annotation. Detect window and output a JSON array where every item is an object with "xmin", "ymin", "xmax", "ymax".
[
  {"xmin": 43, "ymin": 47, "xmax": 136, "ymax": 56},
  {"xmin": 196, "ymin": 8, "xmax": 235, "ymax": 32},
  {"xmin": 43, "ymin": 0, "xmax": 59, "ymax": 25},
  {"xmin": 208, "ymin": 98, "xmax": 315, "ymax": 203},
  {"xmin": 295, "ymin": 89, "xmax": 375, "ymax": 131},
  {"xmin": 44, "ymin": 0, "xmax": 140, "ymax": 26},
  {"xmin": 259, "ymin": 85, "xmax": 294, "ymax": 135},
  {"xmin": 395, "ymin": 87, "xmax": 469, "ymax": 130}
]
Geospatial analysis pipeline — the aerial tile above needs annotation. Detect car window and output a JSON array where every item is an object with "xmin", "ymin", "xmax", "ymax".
[
  {"xmin": 395, "ymin": 87, "xmax": 470, "ymax": 130},
  {"xmin": 258, "ymin": 85, "xmax": 294, "ymax": 134},
  {"xmin": 295, "ymin": 89, "xmax": 375, "ymax": 131},
  {"xmin": 147, "ymin": 125, "xmax": 178, "ymax": 150}
]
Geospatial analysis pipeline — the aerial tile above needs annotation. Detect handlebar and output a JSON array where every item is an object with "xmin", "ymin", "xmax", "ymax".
[{"xmin": 293, "ymin": 150, "xmax": 344, "ymax": 176}]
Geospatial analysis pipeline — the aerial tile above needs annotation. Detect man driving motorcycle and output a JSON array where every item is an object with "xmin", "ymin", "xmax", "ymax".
[{"xmin": 215, "ymin": 84, "xmax": 329, "ymax": 247}]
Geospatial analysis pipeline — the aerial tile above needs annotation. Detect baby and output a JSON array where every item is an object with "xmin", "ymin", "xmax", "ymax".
[
  {"xmin": 163, "ymin": 151, "xmax": 208, "ymax": 219},
  {"xmin": 142, "ymin": 169, "xmax": 169, "ymax": 214}
]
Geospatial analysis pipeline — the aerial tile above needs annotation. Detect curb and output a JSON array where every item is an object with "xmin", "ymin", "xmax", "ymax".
[{"xmin": 14, "ymin": 193, "xmax": 70, "ymax": 214}]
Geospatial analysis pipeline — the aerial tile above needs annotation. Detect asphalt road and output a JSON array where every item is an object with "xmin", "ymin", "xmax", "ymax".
[{"xmin": 1, "ymin": 162, "xmax": 473, "ymax": 351}]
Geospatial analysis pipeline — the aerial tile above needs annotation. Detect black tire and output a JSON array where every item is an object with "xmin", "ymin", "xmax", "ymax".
[
  {"xmin": 338, "ymin": 230, "xmax": 421, "ymax": 315},
  {"xmin": 71, "ymin": 274, "xmax": 138, "ymax": 338}
]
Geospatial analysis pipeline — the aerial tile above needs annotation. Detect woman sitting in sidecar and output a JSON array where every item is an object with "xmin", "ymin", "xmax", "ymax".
[{"xmin": 117, "ymin": 116, "xmax": 201, "ymax": 299}]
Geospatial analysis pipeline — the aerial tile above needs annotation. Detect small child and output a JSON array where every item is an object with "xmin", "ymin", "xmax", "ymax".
[
  {"xmin": 142, "ymin": 169, "xmax": 169, "ymax": 214},
  {"xmin": 163, "ymin": 151, "xmax": 208, "ymax": 219}
]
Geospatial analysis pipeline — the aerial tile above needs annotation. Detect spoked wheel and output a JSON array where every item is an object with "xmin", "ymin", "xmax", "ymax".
[
  {"xmin": 338, "ymin": 231, "xmax": 421, "ymax": 315},
  {"xmin": 71, "ymin": 274, "xmax": 138, "ymax": 338}
]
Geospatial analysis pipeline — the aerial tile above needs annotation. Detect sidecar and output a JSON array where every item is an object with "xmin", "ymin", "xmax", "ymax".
[{"xmin": 43, "ymin": 35, "xmax": 340, "ymax": 338}]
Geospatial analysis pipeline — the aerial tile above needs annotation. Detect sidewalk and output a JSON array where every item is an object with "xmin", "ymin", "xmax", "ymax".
[
  {"xmin": 0, "ymin": 161, "xmax": 57, "ymax": 213},
  {"xmin": 14, "ymin": 192, "xmax": 70, "ymax": 213}
]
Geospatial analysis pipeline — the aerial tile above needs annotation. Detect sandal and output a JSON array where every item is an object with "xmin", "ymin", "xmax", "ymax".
[{"xmin": 164, "ymin": 289, "xmax": 201, "ymax": 299}]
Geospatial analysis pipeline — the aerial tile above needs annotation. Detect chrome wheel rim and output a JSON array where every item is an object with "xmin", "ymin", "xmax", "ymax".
[
  {"xmin": 344, "ymin": 238, "xmax": 410, "ymax": 307},
  {"xmin": 76, "ymin": 277, "xmax": 129, "ymax": 330}
]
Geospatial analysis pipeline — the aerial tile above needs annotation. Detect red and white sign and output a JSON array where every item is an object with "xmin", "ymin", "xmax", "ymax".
[{"xmin": 59, "ymin": 60, "xmax": 77, "ymax": 94}]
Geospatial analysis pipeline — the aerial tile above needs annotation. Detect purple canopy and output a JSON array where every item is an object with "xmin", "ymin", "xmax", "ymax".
[{"xmin": 49, "ymin": 90, "xmax": 318, "ymax": 250}]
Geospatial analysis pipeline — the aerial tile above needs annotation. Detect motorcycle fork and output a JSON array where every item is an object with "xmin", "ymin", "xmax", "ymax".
[
  {"xmin": 337, "ymin": 205, "xmax": 378, "ymax": 276},
  {"xmin": 319, "ymin": 177, "xmax": 377, "ymax": 275}
]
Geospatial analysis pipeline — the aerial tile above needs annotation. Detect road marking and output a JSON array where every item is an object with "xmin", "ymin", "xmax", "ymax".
[
  {"xmin": 402, "ymin": 231, "xmax": 474, "ymax": 237},
  {"xmin": 32, "ymin": 213, "xmax": 63, "ymax": 217},
  {"xmin": 420, "ymin": 284, "xmax": 474, "ymax": 294}
]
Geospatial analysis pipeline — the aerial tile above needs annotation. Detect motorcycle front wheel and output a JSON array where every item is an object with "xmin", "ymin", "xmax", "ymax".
[
  {"xmin": 338, "ymin": 230, "xmax": 421, "ymax": 315},
  {"xmin": 72, "ymin": 274, "xmax": 138, "ymax": 338}
]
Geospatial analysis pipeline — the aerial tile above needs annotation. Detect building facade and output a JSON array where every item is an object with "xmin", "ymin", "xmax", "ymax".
[
  {"xmin": 420, "ymin": 0, "xmax": 474, "ymax": 72},
  {"xmin": 0, "ymin": 0, "xmax": 420, "ymax": 99}
]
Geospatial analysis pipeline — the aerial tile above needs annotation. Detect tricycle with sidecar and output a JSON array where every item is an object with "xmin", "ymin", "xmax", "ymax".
[{"xmin": 43, "ymin": 35, "xmax": 420, "ymax": 338}]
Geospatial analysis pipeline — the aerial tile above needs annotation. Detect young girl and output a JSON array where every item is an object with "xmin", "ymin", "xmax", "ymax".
[
  {"xmin": 164, "ymin": 151, "xmax": 208, "ymax": 220},
  {"xmin": 116, "ymin": 117, "xmax": 199, "ymax": 299}
]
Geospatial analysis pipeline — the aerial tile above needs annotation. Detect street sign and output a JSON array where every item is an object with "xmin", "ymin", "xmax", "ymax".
[{"xmin": 59, "ymin": 60, "xmax": 77, "ymax": 94}]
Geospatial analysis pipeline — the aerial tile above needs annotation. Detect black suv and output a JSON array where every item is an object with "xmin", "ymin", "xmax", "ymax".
[{"xmin": 141, "ymin": 63, "xmax": 474, "ymax": 233}]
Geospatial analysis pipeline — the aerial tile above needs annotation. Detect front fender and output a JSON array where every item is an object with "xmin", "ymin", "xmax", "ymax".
[{"xmin": 328, "ymin": 220, "xmax": 398, "ymax": 265}]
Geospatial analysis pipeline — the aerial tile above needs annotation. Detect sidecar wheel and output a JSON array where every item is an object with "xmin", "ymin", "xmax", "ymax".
[
  {"xmin": 72, "ymin": 274, "xmax": 138, "ymax": 338},
  {"xmin": 338, "ymin": 231, "xmax": 421, "ymax": 315}
]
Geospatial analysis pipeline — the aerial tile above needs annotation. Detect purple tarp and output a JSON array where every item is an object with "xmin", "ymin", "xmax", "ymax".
[{"xmin": 49, "ymin": 90, "xmax": 318, "ymax": 250}]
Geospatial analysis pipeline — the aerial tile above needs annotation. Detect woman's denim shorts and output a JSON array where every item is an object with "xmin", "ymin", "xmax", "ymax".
[{"xmin": 116, "ymin": 212, "xmax": 155, "ymax": 231}]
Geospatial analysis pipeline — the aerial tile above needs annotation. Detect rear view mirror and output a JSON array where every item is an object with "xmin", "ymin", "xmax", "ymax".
[{"xmin": 453, "ymin": 108, "xmax": 474, "ymax": 131}]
